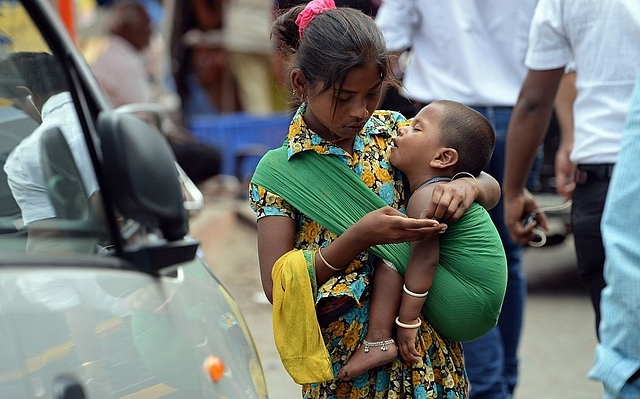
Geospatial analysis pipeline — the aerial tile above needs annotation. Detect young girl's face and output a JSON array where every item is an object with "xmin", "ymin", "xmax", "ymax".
[
  {"xmin": 390, "ymin": 103, "xmax": 445, "ymax": 175},
  {"xmin": 303, "ymin": 62, "xmax": 382, "ymax": 142}
]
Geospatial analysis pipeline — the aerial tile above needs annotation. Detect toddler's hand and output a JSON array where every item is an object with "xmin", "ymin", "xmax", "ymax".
[{"xmin": 396, "ymin": 323, "xmax": 421, "ymax": 363}]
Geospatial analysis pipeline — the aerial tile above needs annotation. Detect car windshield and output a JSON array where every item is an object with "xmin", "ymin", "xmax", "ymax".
[{"xmin": 0, "ymin": 1, "xmax": 108, "ymax": 254}]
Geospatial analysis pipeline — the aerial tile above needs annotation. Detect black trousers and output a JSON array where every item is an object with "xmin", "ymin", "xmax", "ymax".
[{"xmin": 572, "ymin": 165, "xmax": 612, "ymax": 338}]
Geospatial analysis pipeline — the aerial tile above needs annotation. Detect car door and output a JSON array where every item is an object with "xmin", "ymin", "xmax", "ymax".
[{"xmin": 0, "ymin": 1, "xmax": 268, "ymax": 398}]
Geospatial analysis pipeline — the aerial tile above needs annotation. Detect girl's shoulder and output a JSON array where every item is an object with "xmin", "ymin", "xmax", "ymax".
[
  {"xmin": 368, "ymin": 110, "xmax": 408, "ymax": 137},
  {"xmin": 371, "ymin": 109, "xmax": 407, "ymax": 124}
]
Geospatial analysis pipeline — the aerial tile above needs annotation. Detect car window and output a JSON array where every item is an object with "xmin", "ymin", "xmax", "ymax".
[{"xmin": 0, "ymin": 1, "xmax": 107, "ymax": 254}]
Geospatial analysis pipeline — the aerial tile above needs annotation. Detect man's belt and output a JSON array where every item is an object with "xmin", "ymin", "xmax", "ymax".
[{"xmin": 575, "ymin": 164, "xmax": 615, "ymax": 185}]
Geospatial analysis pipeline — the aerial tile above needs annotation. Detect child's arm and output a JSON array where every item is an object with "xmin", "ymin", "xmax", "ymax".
[
  {"xmin": 395, "ymin": 187, "xmax": 441, "ymax": 362},
  {"xmin": 396, "ymin": 235, "xmax": 439, "ymax": 362}
]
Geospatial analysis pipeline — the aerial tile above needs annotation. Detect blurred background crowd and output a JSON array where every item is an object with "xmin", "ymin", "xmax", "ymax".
[
  {"xmin": 70, "ymin": 0, "xmax": 385, "ymax": 185},
  {"xmin": 74, "ymin": 0, "xmax": 381, "ymax": 121}
]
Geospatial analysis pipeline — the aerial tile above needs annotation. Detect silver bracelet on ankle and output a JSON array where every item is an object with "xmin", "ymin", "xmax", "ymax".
[{"xmin": 362, "ymin": 339, "xmax": 395, "ymax": 353}]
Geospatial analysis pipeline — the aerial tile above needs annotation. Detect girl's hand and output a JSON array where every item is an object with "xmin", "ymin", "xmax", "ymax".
[{"xmin": 352, "ymin": 207, "xmax": 446, "ymax": 247}]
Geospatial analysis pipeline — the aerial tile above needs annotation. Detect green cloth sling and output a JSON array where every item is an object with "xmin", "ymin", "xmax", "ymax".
[
  {"xmin": 251, "ymin": 146, "xmax": 502, "ymax": 342},
  {"xmin": 252, "ymin": 146, "xmax": 409, "ymax": 270}
]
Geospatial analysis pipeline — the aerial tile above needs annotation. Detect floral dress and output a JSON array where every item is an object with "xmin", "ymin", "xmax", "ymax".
[{"xmin": 249, "ymin": 104, "xmax": 468, "ymax": 399}]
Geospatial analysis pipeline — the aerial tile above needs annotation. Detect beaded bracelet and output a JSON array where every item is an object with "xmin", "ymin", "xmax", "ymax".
[
  {"xmin": 318, "ymin": 248, "xmax": 343, "ymax": 271},
  {"xmin": 395, "ymin": 317, "xmax": 422, "ymax": 329}
]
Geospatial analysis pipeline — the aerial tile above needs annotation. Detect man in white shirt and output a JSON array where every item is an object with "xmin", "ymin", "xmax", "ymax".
[
  {"xmin": 2, "ymin": 52, "xmax": 99, "ymax": 227},
  {"xmin": 503, "ymin": 2, "xmax": 640, "ymax": 396},
  {"xmin": 376, "ymin": 2, "xmax": 538, "ymax": 398},
  {"xmin": 504, "ymin": 0, "xmax": 640, "ymax": 329}
]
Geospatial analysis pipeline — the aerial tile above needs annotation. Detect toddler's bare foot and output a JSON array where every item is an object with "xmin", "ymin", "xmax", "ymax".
[{"xmin": 337, "ymin": 338, "xmax": 397, "ymax": 380}]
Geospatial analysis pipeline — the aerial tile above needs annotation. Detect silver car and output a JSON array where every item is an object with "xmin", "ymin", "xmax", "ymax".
[{"xmin": 0, "ymin": 1, "xmax": 269, "ymax": 398}]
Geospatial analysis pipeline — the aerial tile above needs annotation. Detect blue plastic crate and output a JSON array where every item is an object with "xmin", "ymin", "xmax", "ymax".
[{"xmin": 189, "ymin": 112, "xmax": 291, "ymax": 178}]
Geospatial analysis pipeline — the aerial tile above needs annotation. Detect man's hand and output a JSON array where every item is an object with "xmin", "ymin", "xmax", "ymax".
[
  {"xmin": 555, "ymin": 143, "xmax": 576, "ymax": 201},
  {"xmin": 504, "ymin": 189, "xmax": 549, "ymax": 244}
]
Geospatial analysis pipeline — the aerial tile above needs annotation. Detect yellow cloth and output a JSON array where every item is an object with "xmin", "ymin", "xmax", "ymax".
[{"xmin": 271, "ymin": 249, "xmax": 334, "ymax": 384}]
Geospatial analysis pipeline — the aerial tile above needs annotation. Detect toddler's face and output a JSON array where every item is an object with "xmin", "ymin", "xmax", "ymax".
[{"xmin": 389, "ymin": 104, "xmax": 445, "ymax": 174}]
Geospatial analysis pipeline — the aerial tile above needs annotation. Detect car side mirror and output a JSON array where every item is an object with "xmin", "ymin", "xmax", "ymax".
[
  {"xmin": 96, "ymin": 111, "xmax": 198, "ymax": 273},
  {"xmin": 97, "ymin": 110, "xmax": 187, "ymax": 240},
  {"xmin": 113, "ymin": 103, "xmax": 204, "ymax": 213}
]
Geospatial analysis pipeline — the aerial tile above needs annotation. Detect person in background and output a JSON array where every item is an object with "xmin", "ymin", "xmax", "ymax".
[
  {"xmin": 1, "ymin": 52, "xmax": 102, "ymax": 253},
  {"xmin": 588, "ymin": 71, "xmax": 640, "ymax": 399},
  {"xmin": 375, "ymin": 2, "xmax": 538, "ymax": 397},
  {"xmin": 1, "ymin": 53, "xmax": 98, "ymax": 226},
  {"xmin": 503, "ymin": 0, "xmax": 640, "ymax": 338},
  {"xmin": 552, "ymin": 69, "xmax": 578, "ymax": 202},
  {"xmin": 222, "ymin": 0, "xmax": 275, "ymax": 115},
  {"xmin": 86, "ymin": 0, "xmax": 222, "ymax": 185},
  {"xmin": 82, "ymin": 1, "xmax": 153, "ymax": 107},
  {"xmin": 170, "ymin": 0, "xmax": 240, "ymax": 119}
]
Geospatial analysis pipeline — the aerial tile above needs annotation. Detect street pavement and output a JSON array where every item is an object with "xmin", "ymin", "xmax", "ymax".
[{"xmin": 190, "ymin": 193, "xmax": 603, "ymax": 399}]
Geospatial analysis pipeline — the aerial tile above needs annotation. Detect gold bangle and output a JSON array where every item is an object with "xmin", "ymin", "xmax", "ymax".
[
  {"xmin": 318, "ymin": 248, "xmax": 343, "ymax": 271},
  {"xmin": 452, "ymin": 171, "xmax": 479, "ymax": 199},
  {"xmin": 395, "ymin": 316, "xmax": 422, "ymax": 329}
]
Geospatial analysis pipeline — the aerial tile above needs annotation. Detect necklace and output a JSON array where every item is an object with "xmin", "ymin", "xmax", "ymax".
[
  {"xmin": 325, "ymin": 129, "xmax": 350, "ymax": 143},
  {"xmin": 327, "ymin": 135, "xmax": 348, "ymax": 144}
]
